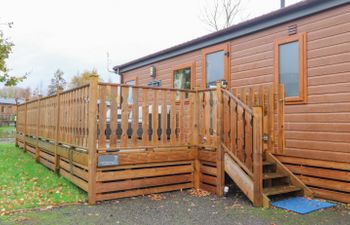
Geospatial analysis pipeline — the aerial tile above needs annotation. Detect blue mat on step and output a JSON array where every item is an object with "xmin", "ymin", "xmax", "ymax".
[{"xmin": 271, "ymin": 197, "xmax": 336, "ymax": 214}]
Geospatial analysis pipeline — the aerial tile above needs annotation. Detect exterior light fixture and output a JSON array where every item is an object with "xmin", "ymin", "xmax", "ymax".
[{"xmin": 150, "ymin": 66, "xmax": 156, "ymax": 78}]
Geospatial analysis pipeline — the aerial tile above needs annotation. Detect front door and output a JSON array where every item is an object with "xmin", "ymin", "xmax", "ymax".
[{"xmin": 202, "ymin": 43, "xmax": 230, "ymax": 88}]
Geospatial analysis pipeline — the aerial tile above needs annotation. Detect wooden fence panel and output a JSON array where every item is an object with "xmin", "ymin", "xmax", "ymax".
[
  {"xmin": 57, "ymin": 85, "xmax": 90, "ymax": 148},
  {"xmin": 38, "ymin": 95, "xmax": 57, "ymax": 140},
  {"xmin": 232, "ymin": 85, "xmax": 284, "ymax": 153},
  {"xmin": 94, "ymin": 83, "xmax": 194, "ymax": 151}
]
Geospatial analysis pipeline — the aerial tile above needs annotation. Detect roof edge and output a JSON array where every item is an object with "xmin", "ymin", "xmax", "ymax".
[{"xmin": 114, "ymin": 0, "xmax": 349, "ymax": 73}]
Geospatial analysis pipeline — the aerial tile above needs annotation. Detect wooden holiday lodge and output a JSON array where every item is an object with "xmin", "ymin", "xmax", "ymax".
[{"xmin": 16, "ymin": 0, "xmax": 350, "ymax": 207}]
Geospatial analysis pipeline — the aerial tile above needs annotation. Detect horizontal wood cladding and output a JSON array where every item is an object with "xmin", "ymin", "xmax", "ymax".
[
  {"xmin": 198, "ymin": 148, "xmax": 222, "ymax": 195},
  {"xmin": 95, "ymin": 161, "xmax": 194, "ymax": 201},
  {"xmin": 96, "ymin": 164, "xmax": 194, "ymax": 182},
  {"xmin": 122, "ymin": 4, "xmax": 350, "ymax": 163},
  {"xmin": 96, "ymin": 183, "xmax": 193, "ymax": 201},
  {"xmin": 96, "ymin": 174, "xmax": 192, "ymax": 193},
  {"xmin": 276, "ymin": 155, "xmax": 350, "ymax": 203},
  {"xmin": 16, "ymin": 138, "xmax": 89, "ymax": 192},
  {"xmin": 104, "ymin": 149, "xmax": 196, "ymax": 166}
]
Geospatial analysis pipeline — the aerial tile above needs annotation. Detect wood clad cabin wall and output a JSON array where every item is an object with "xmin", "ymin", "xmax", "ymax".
[
  {"xmin": 230, "ymin": 4, "xmax": 350, "ymax": 163},
  {"xmin": 122, "ymin": 4, "xmax": 350, "ymax": 164}
]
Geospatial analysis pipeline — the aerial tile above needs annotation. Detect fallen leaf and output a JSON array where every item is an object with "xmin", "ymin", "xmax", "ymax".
[
  {"xmin": 147, "ymin": 194, "xmax": 164, "ymax": 201},
  {"xmin": 189, "ymin": 189, "xmax": 210, "ymax": 197},
  {"xmin": 15, "ymin": 216, "xmax": 32, "ymax": 222}
]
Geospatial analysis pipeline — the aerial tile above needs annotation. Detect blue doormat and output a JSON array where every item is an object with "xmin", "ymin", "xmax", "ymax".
[{"xmin": 272, "ymin": 197, "xmax": 336, "ymax": 214}]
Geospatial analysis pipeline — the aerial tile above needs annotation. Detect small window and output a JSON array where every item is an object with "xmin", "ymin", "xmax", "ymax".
[
  {"xmin": 1, "ymin": 106, "xmax": 4, "ymax": 113},
  {"xmin": 172, "ymin": 64, "xmax": 194, "ymax": 99},
  {"xmin": 125, "ymin": 79, "xmax": 136, "ymax": 105},
  {"xmin": 275, "ymin": 33, "xmax": 307, "ymax": 104}
]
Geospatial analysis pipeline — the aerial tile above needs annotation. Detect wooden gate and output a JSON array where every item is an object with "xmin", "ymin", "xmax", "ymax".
[{"xmin": 232, "ymin": 85, "xmax": 285, "ymax": 154}]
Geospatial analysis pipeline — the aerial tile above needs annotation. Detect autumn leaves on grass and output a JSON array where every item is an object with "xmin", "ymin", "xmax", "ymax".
[{"xmin": 0, "ymin": 144, "xmax": 86, "ymax": 215}]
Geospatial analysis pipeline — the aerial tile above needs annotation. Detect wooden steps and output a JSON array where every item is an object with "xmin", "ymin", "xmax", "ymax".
[
  {"xmin": 263, "ymin": 172, "xmax": 287, "ymax": 180},
  {"xmin": 263, "ymin": 161, "xmax": 274, "ymax": 166},
  {"xmin": 264, "ymin": 185, "xmax": 301, "ymax": 196},
  {"xmin": 262, "ymin": 158, "xmax": 305, "ymax": 207}
]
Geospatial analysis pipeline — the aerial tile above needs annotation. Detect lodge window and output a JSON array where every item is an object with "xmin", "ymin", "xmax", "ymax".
[
  {"xmin": 172, "ymin": 63, "xmax": 195, "ymax": 100},
  {"xmin": 125, "ymin": 79, "xmax": 136, "ymax": 105},
  {"xmin": 206, "ymin": 51, "xmax": 225, "ymax": 88},
  {"xmin": 274, "ymin": 33, "xmax": 307, "ymax": 104},
  {"xmin": 1, "ymin": 106, "xmax": 4, "ymax": 113}
]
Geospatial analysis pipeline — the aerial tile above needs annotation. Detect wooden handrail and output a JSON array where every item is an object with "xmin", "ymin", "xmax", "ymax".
[
  {"xmin": 221, "ymin": 88, "xmax": 253, "ymax": 115},
  {"xmin": 17, "ymin": 84, "xmax": 90, "ymax": 106},
  {"xmin": 221, "ymin": 143, "xmax": 253, "ymax": 178},
  {"xmin": 98, "ymin": 82, "xmax": 196, "ymax": 93}
]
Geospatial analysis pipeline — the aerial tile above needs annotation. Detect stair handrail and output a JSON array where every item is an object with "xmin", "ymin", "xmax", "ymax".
[
  {"xmin": 221, "ymin": 89, "xmax": 253, "ymax": 114},
  {"xmin": 220, "ymin": 87, "xmax": 263, "ymax": 207}
]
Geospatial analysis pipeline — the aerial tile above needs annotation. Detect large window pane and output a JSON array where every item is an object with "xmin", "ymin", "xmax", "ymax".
[
  {"xmin": 126, "ymin": 80, "xmax": 135, "ymax": 105},
  {"xmin": 173, "ymin": 67, "xmax": 191, "ymax": 99},
  {"xmin": 279, "ymin": 41, "xmax": 299, "ymax": 97},
  {"xmin": 206, "ymin": 51, "xmax": 224, "ymax": 87}
]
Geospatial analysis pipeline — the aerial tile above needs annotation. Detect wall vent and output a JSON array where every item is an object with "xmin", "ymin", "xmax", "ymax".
[{"xmin": 288, "ymin": 24, "xmax": 297, "ymax": 35}]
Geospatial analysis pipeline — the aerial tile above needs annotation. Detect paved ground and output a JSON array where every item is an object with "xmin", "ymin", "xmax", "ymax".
[{"xmin": 1, "ymin": 191, "xmax": 349, "ymax": 225}]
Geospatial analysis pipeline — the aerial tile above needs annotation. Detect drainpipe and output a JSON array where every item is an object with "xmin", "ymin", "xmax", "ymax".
[{"xmin": 115, "ymin": 67, "xmax": 123, "ymax": 84}]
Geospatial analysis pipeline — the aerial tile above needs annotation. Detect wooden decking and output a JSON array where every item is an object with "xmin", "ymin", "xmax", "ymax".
[{"xmin": 16, "ymin": 76, "xmax": 309, "ymax": 207}]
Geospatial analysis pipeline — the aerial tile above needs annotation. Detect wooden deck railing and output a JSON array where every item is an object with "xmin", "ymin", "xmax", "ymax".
[
  {"xmin": 232, "ymin": 85, "xmax": 285, "ymax": 153},
  {"xmin": 221, "ymin": 88, "xmax": 263, "ymax": 206},
  {"xmin": 95, "ymin": 82, "xmax": 196, "ymax": 150},
  {"xmin": 16, "ymin": 75, "xmax": 271, "ymax": 206}
]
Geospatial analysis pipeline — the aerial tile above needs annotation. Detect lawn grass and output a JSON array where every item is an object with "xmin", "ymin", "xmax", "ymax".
[
  {"xmin": 0, "ymin": 126, "xmax": 15, "ymax": 139},
  {"xmin": 0, "ymin": 144, "xmax": 86, "ymax": 212},
  {"xmin": 0, "ymin": 126, "xmax": 15, "ymax": 133},
  {"xmin": 0, "ymin": 126, "xmax": 15, "ymax": 134}
]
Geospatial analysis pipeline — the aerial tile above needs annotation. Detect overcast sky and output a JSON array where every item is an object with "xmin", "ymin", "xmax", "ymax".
[{"xmin": 0, "ymin": 0, "xmax": 301, "ymax": 93}]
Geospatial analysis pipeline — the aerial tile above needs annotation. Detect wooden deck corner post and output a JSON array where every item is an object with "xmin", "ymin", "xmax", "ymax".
[
  {"xmin": 192, "ymin": 88, "xmax": 200, "ymax": 190},
  {"xmin": 54, "ymin": 90, "xmax": 62, "ymax": 172},
  {"xmin": 87, "ymin": 73, "xmax": 99, "ymax": 205},
  {"xmin": 277, "ymin": 85, "xmax": 285, "ymax": 154},
  {"xmin": 35, "ymin": 97, "xmax": 42, "ymax": 162},
  {"xmin": 216, "ymin": 82, "xmax": 224, "ymax": 197},
  {"xmin": 23, "ymin": 99, "xmax": 29, "ymax": 152},
  {"xmin": 253, "ymin": 106, "xmax": 263, "ymax": 207}
]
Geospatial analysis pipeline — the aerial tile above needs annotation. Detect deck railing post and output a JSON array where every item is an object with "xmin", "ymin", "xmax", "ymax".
[
  {"xmin": 277, "ymin": 85, "xmax": 285, "ymax": 154},
  {"xmin": 23, "ymin": 98, "xmax": 29, "ymax": 152},
  {"xmin": 216, "ymin": 82, "xmax": 224, "ymax": 196},
  {"xmin": 253, "ymin": 106, "xmax": 263, "ymax": 207},
  {"xmin": 87, "ymin": 73, "xmax": 98, "ymax": 204},
  {"xmin": 54, "ymin": 90, "xmax": 62, "ymax": 172},
  {"xmin": 35, "ymin": 97, "xmax": 41, "ymax": 162},
  {"xmin": 193, "ymin": 88, "xmax": 200, "ymax": 190}
]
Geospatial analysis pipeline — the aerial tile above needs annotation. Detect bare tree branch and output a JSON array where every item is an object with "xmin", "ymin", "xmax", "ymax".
[{"xmin": 200, "ymin": 0, "xmax": 245, "ymax": 31}]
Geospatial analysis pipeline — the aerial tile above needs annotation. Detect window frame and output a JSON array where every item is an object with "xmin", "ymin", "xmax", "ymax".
[
  {"xmin": 124, "ymin": 77, "xmax": 138, "ymax": 106},
  {"xmin": 201, "ymin": 43, "xmax": 230, "ymax": 89},
  {"xmin": 171, "ymin": 62, "xmax": 195, "ymax": 92},
  {"xmin": 274, "ymin": 32, "xmax": 307, "ymax": 104}
]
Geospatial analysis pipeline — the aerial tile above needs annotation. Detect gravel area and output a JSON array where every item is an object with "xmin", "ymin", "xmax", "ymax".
[{"xmin": 1, "ymin": 191, "xmax": 349, "ymax": 225}]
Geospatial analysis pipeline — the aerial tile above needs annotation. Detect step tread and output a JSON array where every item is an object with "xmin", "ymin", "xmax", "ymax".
[
  {"xmin": 263, "ymin": 185, "xmax": 302, "ymax": 196},
  {"xmin": 263, "ymin": 161, "xmax": 274, "ymax": 166},
  {"xmin": 263, "ymin": 172, "xmax": 287, "ymax": 180}
]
